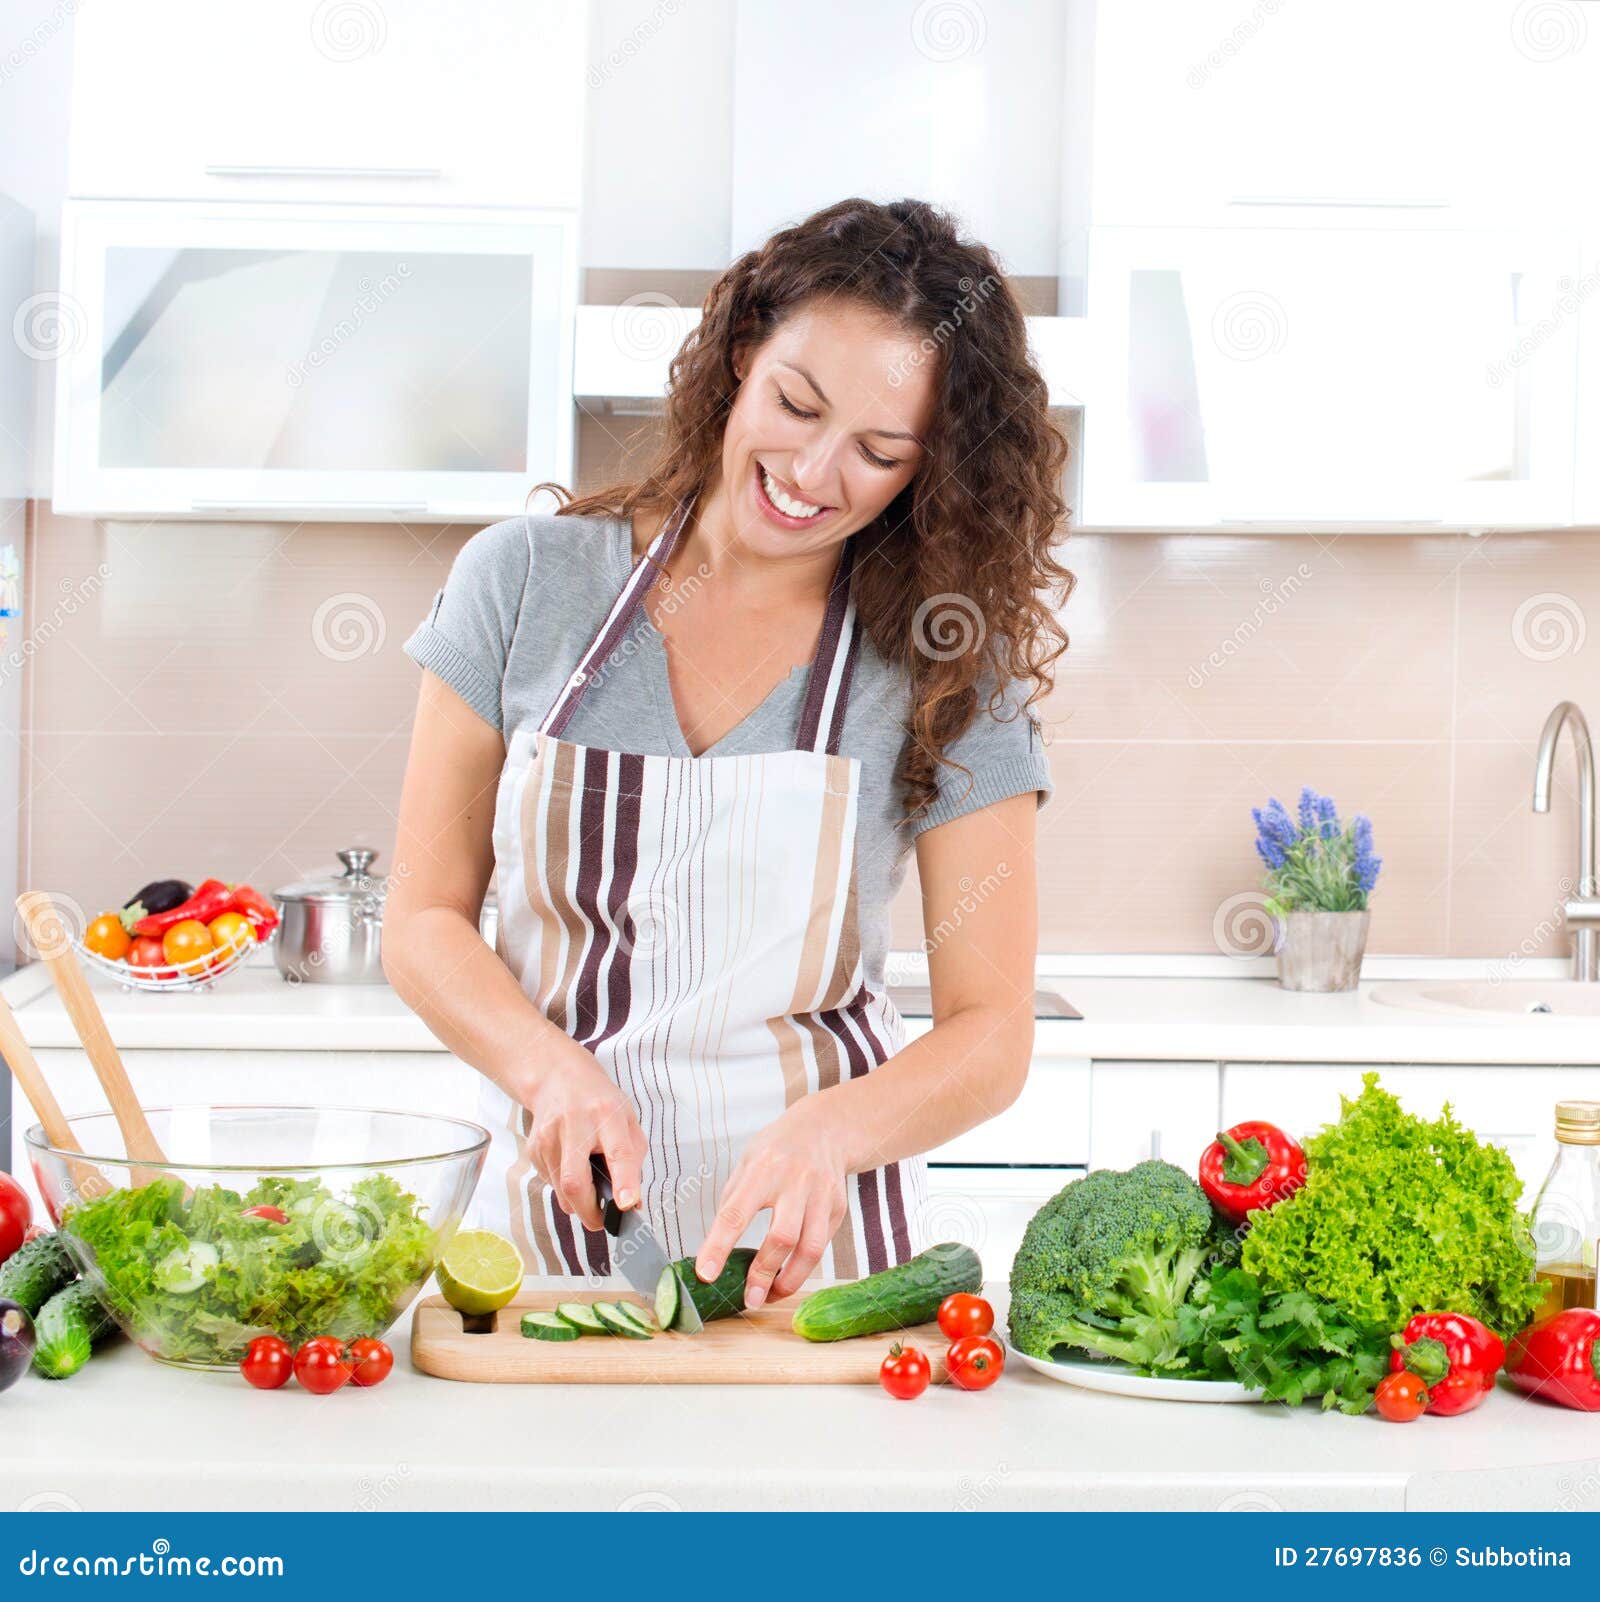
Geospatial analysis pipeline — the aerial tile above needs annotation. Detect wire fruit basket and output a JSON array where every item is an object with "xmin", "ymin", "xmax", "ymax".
[{"xmin": 74, "ymin": 923, "xmax": 275, "ymax": 994}]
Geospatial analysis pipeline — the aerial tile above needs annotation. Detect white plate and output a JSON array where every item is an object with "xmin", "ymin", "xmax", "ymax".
[{"xmin": 1015, "ymin": 1348, "xmax": 1262, "ymax": 1402}]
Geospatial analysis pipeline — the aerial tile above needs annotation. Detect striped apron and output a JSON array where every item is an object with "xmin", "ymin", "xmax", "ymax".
[{"xmin": 476, "ymin": 498, "xmax": 927, "ymax": 1280}]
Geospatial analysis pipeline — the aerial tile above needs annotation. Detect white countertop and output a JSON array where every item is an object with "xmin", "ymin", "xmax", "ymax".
[
  {"xmin": 7, "ymin": 1282, "xmax": 1598, "ymax": 1513},
  {"xmin": 5, "ymin": 957, "xmax": 1598, "ymax": 1065}
]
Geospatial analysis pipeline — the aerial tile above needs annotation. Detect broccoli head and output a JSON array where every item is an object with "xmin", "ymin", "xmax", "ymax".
[{"xmin": 1007, "ymin": 1159, "xmax": 1229, "ymax": 1370}]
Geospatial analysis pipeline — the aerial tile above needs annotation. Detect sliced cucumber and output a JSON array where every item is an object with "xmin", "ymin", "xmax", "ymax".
[
  {"xmin": 554, "ymin": 1301, "xmax": 609, "ymax": 1336},
  {"xmin": 592, "ymin": 1300, "xmax": 652, "ymax": 1339},
  {"xmin": 152, "ymin": 1240, "xmax": 219, "ymax": 1295},
  {"xmin": 611, "ymin": 1301, "xmax": 657, "ymax": 1335},
  {"xmin": 654, "ymin": 1265, "xmax": 680, "ymax": 1330},
  {"xmin": 520, "ymin": 1311, "xmax": 581, "ymax": 1342}
]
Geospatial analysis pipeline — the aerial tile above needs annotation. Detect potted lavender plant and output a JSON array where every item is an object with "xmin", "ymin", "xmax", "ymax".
[{"xmin": 1251, "ymin": 788, "xmax": 1382, "ymax": 992}]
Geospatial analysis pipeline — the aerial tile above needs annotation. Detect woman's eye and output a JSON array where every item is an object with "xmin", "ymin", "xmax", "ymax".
[
  {"xmin": 778, "ymin": 387, "xmax": 901, "ymax": 471},
  {"xmin": 776, "ymin": 390, "xmax": 814, "ymax": 420},
  {"xmin": 861, "ymin": 446, "xmax": 899, "ymax": 471}
]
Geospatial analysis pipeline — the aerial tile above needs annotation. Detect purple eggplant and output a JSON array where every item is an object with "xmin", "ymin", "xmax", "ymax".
[{"xmin": 0, "ymin": 1298, "xmax": 35, "ymax": 1391}]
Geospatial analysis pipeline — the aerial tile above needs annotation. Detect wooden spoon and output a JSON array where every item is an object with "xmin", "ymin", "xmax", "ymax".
[
  {"xmin": 16, "ymin": 891, "xmax": 170, "ymax": 1189},
  {"xmin": 0, "ymin": 989, "xmax": 111, "ymax": 1206}
]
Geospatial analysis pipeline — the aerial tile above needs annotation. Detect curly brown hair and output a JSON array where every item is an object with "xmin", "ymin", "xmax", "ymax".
[{"xmin": 536, "ymin": 196, "xmax": 1073, "ymax": 829}]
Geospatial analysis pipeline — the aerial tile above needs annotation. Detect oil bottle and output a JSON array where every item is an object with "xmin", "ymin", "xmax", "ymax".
[{"xmin": 1529, "ymin": 1100, "xmax": 1600, "ymax": 1321}]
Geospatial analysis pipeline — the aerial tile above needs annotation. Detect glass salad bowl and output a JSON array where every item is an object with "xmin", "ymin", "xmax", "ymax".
[{"xmin": 25, "ymin": 1105, "xmax": 489, "ymax": 1371}]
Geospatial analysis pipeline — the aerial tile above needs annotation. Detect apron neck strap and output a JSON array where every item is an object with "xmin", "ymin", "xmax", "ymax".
[{"xmin": 541, "ymin": 496, "xmax": 861, "ymax": 756}]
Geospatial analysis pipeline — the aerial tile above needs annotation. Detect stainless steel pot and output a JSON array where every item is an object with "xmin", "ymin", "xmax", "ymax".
[
  {"xmin": 274, "ymin": 848, "xmax": 501, "ymax": 984},
  {"xmin": 274, "ymin": 848, "xmax": 388, "ymax": 985}
]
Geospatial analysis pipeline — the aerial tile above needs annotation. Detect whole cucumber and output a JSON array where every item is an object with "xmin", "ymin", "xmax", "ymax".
[
  {"xmin": 792, "ymin": 1244, "xmax": 983, "ymax": 1342},
  {"xmin": 33, "ymin": 1280, "xmax": 115, "ymax": 1379},
  {"xmin": 0, "ymin": 1232, "xmax": 76, "ymax": 1317}
]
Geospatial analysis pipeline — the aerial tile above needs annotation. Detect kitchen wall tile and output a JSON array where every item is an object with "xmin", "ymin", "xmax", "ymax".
[{"xmin": 1451, "ymin": 531, "xmax": 1598, "ymax": 742}]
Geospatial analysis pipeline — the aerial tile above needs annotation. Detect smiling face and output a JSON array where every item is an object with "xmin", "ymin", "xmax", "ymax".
[{"xmin": 719, "ymin": 298, "xmax": 939, "ymax": 563}]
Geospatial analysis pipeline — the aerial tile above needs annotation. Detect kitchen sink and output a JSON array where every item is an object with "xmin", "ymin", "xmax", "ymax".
[{"xmin": 1369, "ymin": 980, "xmax": 1600, "ymax": 1018}]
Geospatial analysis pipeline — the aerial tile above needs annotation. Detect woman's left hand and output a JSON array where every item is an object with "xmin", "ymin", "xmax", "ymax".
[{"xmin": 695, "ymin": 1098, "xmax": 849, "ymax": 1307}]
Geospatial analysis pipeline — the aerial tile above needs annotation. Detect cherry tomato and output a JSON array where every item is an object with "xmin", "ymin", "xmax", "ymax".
[
  {"xmin": 348, "ymin": 1337, "xmax": 394, "ymax": 1388},
  {"xmin": 240, "ymin": 1335, "xmax": 294, "ymax": 1390},
  {"xmin": 947, "ymin": 1334, "xmax": 1005, "ymax": 1391},
  {"xmin": 84, "ymin": 913, "xmax": 130, "ymax": 961},
  {"xmin": 879, "ymin": 1341, "xmax": 931, "ymax": 1400},
  {"xmin": 162, "ymin": 919, "xmax": 213, "ymax": 975},
  {"xmin": 241, "ymin": 1205, "xmax": 289, "ymax": 1225},
  {"xmin": 125, "ymin": 934, "xmax": 172, "ymax": 975},
  {"xmin": 293, "ymin": 1336, "xmax": 353, "ymax": 1395},
  {"xmin": 0, "ymin": 1172, "xmax": 31, "ymax": 1264},
  {"xmin": 1375, "ymin": 1370, "xmax": 1429, "ymax": 1423},
  {"xmin": 937, "ymin": 1293, "xmax": 994, "ymax": 1342}
]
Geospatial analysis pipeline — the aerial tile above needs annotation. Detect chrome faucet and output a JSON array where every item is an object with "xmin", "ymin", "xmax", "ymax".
[{"xmin": 1533, "ymin": 701, "xmax": 1600, "ymax": 981}]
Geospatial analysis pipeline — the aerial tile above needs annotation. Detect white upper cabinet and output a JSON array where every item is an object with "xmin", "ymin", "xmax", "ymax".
[
  {"xmin": 54, "ymin": 201, "xmax": 578, "ymax": 522},
  {"xmin": 1077, "ymin": 0, "xmax": 1599, "ymax": 231},
  {"xmin": 68, "ymin": 1, "xmax": 588, "ymax": 210},
  {"xmin": 1078, "ymin": 226, "xmax": 1580, "ymax": 531}
]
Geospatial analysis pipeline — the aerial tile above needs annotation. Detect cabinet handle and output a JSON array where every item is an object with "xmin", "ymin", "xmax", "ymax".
[
  {"xmin": 204, "ymin": 164, "xmax": 444, "ymax": 180},
  {"xmin": 1228, "ymin": 195, "xmax": 1451, "ymax": 210},
  {"xmin": 189, "ymin": 499, "xmax": 430, "ymax": 514}
]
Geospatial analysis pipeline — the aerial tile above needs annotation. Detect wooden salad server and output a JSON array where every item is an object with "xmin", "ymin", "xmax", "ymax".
[{"xmin": 16, "ymin": 891, "xmax": 171, "ymax": 1190}]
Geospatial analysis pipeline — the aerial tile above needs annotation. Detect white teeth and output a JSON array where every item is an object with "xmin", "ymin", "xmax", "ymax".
[{"xmin": 761, "ymin": 465, "xmax": 824, "ymax": 519}]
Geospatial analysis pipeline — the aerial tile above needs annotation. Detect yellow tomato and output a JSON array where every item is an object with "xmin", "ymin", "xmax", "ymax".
[
  {"xmin": 208, "ymin": 912, "xmax": 255, "ymax": 953},
  {"xmin": 162, "ymin": 919, "xmax": 213, "ymax": 974},
  {"xmin": 84, "ymin": 913, "xmax": 130, "ymax": 962}
]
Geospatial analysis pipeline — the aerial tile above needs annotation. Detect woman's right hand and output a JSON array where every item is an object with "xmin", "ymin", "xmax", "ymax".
[{"xmin": 515, "ymin": 1036, "xmax": 648, "ymax": 1233}]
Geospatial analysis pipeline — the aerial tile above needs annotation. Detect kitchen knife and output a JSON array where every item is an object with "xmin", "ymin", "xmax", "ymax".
[{"xmin": 590, "ymin": 1155, "xmax": 703, "ymax": 1333}]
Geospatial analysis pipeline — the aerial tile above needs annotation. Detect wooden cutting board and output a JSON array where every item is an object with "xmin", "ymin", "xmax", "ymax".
[{"xmin": 410, "ymin": 1288, "xmax": 945, "ymax": 1384}]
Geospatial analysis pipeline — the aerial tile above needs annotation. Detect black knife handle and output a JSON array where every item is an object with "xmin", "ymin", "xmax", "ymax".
[{"xmin": 590, "ymin": 1153, "xmax": 623, "ymax": 1236}]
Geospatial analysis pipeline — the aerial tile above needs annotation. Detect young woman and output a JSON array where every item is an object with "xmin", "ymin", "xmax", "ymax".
[{"xmin": 385, "ymin": 197, "xmax": 1072, "ymax": 1309}]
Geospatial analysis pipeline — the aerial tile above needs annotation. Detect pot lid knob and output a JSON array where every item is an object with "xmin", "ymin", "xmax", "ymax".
[{"xmin": 337, "ymin": 847, "xmax": 379, "ymax": 878}]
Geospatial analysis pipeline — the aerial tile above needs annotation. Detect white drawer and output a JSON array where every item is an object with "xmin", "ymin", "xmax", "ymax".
[{"xmin": 921, "ymin": 1052, "xmax": 1092, "ymax": 1167}]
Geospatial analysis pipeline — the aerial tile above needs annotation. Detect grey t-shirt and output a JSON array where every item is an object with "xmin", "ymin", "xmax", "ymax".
[{"xmin": 402, "ymin": 511, "xmax": 1053, "ymax": 989}]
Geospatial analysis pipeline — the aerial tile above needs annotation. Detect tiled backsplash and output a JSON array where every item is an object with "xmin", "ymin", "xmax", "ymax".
[{"xmin": 21, "ymin": 482, "xmax": 1599, "ymax": 961}]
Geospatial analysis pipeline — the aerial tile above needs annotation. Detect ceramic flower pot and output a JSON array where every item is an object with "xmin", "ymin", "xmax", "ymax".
[{"xmin": 1274, "ymin": 909, "xmax": 1370, "ymax": 993}]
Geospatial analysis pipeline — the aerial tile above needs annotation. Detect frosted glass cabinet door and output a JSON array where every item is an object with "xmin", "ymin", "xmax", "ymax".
[
  {"xmin": 55, "ymin": 201, "xmax": 578, "ymax": 522},
  {"xmin": 1079, "ymin": 226, "xmax": 1579, "ymax": 530}
]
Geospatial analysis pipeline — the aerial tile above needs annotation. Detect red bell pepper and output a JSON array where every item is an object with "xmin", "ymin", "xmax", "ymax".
[
  {"xmin": 1507, "ymin": 1309, "xmax": 1600, "ymax": 1412},
  {"xmin": 1389, "ymin": 1312, "xmax": 1505, "ymax": 1416},
  {"xmin": 1197, "ymin": 1121, "xmax": 1307, "ymax": 1224},
  {"xmin": 132, "ymin": 878, "xmax": 235, "ymax": 937},
  {"xmin": 229, "ymin": 883, "xmax": 280, "ymax": 937}
]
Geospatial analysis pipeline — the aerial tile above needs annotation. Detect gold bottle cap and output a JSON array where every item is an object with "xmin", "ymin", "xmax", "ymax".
[{"xmin": 1554, "ymin": 1101, "xmax": 1600, "ymax": 1144}]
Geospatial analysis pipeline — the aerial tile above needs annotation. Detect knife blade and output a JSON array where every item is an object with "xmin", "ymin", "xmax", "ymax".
[{"xmin": 590, "ymin": 1155, "xmax": 703, "ymax": 1333}]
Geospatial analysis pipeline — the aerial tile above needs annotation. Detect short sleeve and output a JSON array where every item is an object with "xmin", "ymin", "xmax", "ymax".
[
  {"xmin": 908, "ymin": 674, "xmax": 1054, "ymax": 838},
  {"xmin": 402, "ymin": 517, "xmax": 533, "ymax": 736}
]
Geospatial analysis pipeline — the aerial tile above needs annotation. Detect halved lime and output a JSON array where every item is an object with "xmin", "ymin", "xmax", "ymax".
[{"xmin": 435, "ymin": 1230, "xmax": 525, "ymax": 1316}]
